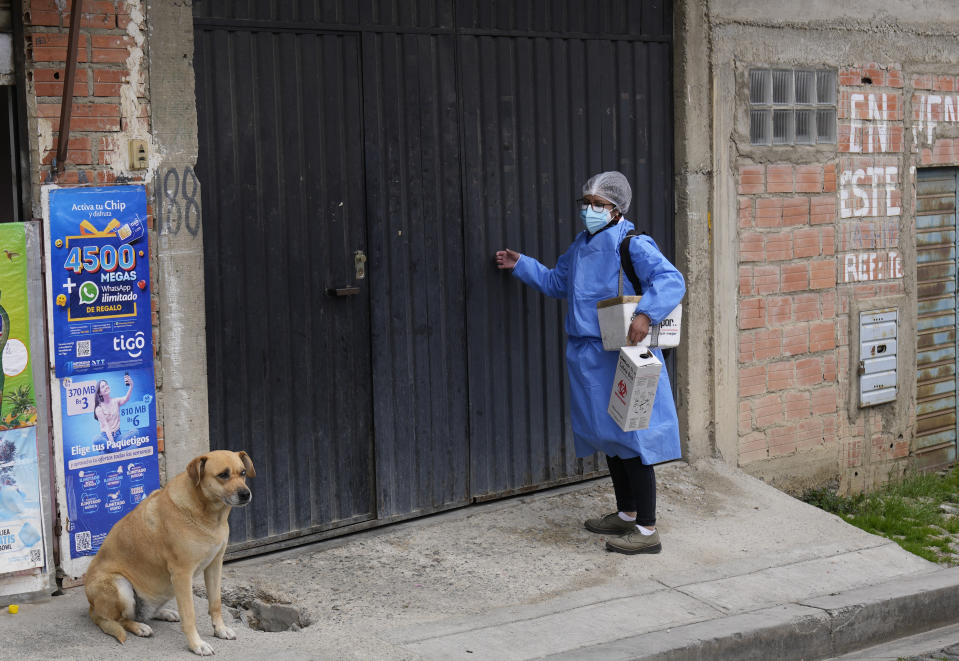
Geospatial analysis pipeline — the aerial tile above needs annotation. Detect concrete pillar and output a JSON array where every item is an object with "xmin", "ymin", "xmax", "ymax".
[
  {"xmin": 145, "ymin": 0, "xmax": 209, "ymax": 476},
  {"xmin": 673, "ymin": 0, "xmax": 718, "ymax": 461}
]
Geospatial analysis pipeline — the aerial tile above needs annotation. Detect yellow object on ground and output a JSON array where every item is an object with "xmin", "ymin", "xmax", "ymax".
[{"xmin": 7, "ymin": 604, "xmax": 18, "ymax": 614}]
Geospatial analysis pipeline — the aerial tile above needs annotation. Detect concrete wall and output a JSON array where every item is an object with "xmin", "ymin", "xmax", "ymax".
[{"xmin": 703, "ymin": 0, "xmax": 959, "ymax": 493}]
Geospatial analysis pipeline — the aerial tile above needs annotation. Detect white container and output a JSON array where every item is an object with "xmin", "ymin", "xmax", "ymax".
[
  {"xmin": 597, "ymin": 296, "xmax": 682, "ymax": 351},
  {"xmin": 608, "ymin": 346, "xmax": 662, "ymax": 431}
]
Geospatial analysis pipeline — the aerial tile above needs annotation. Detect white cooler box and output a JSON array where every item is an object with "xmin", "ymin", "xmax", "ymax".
[
  {"xmin": 597, "ymin": 295, "xmax": 682, "ymax": 352},
  {"xmin": 608, "ymin": 346, "xmax": 662, "ymax": 431}
]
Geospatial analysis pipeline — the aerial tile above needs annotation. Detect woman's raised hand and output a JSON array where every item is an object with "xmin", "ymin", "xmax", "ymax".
[{"xmin": 495, "ymin": 249, "xmax": 520, "ymax": 270}]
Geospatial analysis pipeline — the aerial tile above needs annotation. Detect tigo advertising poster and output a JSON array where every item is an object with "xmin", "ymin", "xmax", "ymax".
[
  {"xmin": 59, "ymin": 367, "xmax": 160, "ymax": 557},
  {"xmin": 48, "ymin": 186, "xmax": 152, "ymax": 378},
  {"xmin": 46, "ymin": 186, "xmax": 161, "ymax": 558}
]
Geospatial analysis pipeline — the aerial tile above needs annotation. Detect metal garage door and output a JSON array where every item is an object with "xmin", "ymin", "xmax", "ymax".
[
  {"xmin": 915, "ymin": 168, "xmax": 958, "ymax": 470},
  {"xmin": 193, "ymin": 0, "xmax": 674, "ymax": 555}
]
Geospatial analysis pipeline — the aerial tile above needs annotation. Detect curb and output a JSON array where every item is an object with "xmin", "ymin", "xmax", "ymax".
[{"xmin": 542, "ymin": 566, "xmax": 959, "ymax": 661}]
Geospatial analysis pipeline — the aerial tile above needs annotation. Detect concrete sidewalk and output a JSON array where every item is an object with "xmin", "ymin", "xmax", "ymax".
[{"xmin": 1, "ymin": 458, "xmax": 957, "ymax": 660}]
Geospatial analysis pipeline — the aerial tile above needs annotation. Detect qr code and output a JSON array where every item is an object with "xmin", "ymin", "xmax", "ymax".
[
  {"xmin": 29, "ymin": 548, "xmax": 42, "ymax": 564},
  {"xmin": 75, "ymin": 531, "xmax": 92, "ymax": 553},
  {"xmin": 76, "ymin": 340, "xmax": 91, "ymax": 358}
]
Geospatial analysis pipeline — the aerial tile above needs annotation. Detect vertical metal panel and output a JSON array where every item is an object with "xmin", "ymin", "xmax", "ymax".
[
  {"xmin": 195, "ymin": 25, "xmax": 376, "ymax": 549},
  {"xmin": 361, "ymin": 29, "xmax": 470, "ymax": 518},
  {"xmin": 915, "ymin": 168, "xmax": 958, "ymax": 470},
  {"xmin": 460, "ymin": 5, "xmax": 674, "ymax": 498}
]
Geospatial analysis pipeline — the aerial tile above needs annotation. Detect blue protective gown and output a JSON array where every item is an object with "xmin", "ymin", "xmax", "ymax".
[{"xmin": 512, "ymin": 220, "xmax": 686, "ymax": 464}]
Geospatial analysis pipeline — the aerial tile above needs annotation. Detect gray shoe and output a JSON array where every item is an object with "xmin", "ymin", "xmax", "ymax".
[
  {"xmin": 606, "ymin": 529, "xmax": 662, "ymax": 555},
  {"xmin": 584, "ymin": 512, "xmax": 638, "ymax": 535}
]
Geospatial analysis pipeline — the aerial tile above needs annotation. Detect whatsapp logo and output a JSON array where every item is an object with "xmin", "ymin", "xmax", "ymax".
[{"xmin": 78, "ymin": 281, "xmax": 99, "ymax": 304}]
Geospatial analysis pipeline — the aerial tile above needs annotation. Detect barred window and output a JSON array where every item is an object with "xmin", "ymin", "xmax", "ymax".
[{"xmin": 749, "ymin": 69, "xmax": 837, "ymax": 145}]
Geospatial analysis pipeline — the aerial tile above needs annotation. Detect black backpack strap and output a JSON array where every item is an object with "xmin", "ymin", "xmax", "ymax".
[{"xmin": 619, "ymin": 230, "xmax": 645, "ymax": 295}]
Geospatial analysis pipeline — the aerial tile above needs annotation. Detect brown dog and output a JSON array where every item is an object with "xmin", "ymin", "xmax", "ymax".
[{"xmin": 85, "ymin": 450, "xmax": 255, "ymax": 656}]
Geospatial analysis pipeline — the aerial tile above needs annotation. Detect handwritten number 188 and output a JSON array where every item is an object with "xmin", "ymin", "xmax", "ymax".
[{"xmin": 156, "ymin": 167, "xmax": 201, "ymax": 237}]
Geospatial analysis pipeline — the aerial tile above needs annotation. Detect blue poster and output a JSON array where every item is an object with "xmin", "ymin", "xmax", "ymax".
[
  {"xmin": 59, "ymin": 367, "xmax": 160, "ymax": 557},
  {"xmin": 48, "ymin": 186, "xmax": 151, "ymax": 378},
  {"xmin": 0, "ymin": 427, "xmax": 44, "ymax": 572}
]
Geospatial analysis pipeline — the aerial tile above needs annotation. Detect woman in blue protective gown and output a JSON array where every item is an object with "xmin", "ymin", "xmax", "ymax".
[{"xmin": 495, "ymin": 171, "xmax": 685, "ymax": 555}]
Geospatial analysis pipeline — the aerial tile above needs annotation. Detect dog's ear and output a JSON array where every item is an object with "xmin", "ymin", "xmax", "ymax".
[
  {"xmin": 238, "ymin": 451, "xmax": 256, "ymax": 478},
  {"xmin": 187, "ymin": 455, "xmax": 208, "ymax": 487}
]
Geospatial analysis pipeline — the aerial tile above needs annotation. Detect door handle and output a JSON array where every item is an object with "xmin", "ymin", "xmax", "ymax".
[{"xmin": 326, "ymin": 286, "xmax": 360, "ymax": 297}]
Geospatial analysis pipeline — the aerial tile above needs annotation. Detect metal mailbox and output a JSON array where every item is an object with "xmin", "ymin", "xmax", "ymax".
[{"xmin": 859, "ymin": 308, "xmax": 898, "ymax": 407}]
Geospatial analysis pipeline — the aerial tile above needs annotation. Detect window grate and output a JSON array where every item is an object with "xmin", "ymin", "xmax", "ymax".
[{"xmin": 749, "ymin": 68, "xmax": 837, "ymax": 145}]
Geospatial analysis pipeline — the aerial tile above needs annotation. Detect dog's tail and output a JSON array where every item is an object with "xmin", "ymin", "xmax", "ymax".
[{"xmin": 89, "ymin": 606, "xmax": 127, "ymax": 644}]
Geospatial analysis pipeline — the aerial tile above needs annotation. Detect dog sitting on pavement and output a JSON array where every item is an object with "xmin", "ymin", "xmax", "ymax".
[{"xmin": 84, "ymin": 450, "xmax": 255, "ymax": 656}]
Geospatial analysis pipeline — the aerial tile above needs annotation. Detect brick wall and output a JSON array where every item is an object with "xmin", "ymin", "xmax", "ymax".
[
  {"xmin": 736, "ymin": 61, "xmax": 959, "ymax": 490},
  {"xmin": 737, "ymin": 162, "xmax": 840, "ymax": 463},
  {"xmin": 23, "ymin": 0, "xmax": 147, "ymax": 186}
]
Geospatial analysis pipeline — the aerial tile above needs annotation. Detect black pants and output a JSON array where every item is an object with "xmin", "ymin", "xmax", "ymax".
[{"xmin": 606, "ymin": 455, "xmax": 656, "ymax": 527}]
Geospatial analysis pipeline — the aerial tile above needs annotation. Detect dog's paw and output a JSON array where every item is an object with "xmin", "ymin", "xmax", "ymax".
[
  {"xmin": 128, "ymin": 622, "xmax": 154, "ymax": 637},
  {"xmin": 190, "ymin": 639, "xmax": 215, "ymax": 656},
  {"xmin": 213, "ymin": 624, "xmax": 236, "ymax": 640},
  {"xmin": 154, "ymin": 608, "xmax": 181, "ymax": 622}
]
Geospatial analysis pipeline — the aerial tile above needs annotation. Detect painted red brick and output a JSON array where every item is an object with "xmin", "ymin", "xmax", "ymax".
[
  {"xmin": 784, "ymin": 391, "xmax": 811, "ymax": 420},
  {"xmin": 935, "ymin": 76, "xmax": 956, "ymax": 92},
  {"xmin": 810, "ymin": 321, "xmax": 837, "ymax": 352},
  {"xmin": 795, "ymin": 165, "xmax": 823, "ymax": 193},
  {"xmin": 33, "ymin": 68, "xmax": 88, "ymax": 97},
  {"xmin": 796, "ymin": 357, "xmax": 823, "ymax": 386},
  {"xmin": 796, "ymin": 417, "xmax": 825, "ymax": 450},
  {"xmin": 765, "ymin": 234, "xmax": 794, "ymax": 262},
  {"xmin": 767, "ymin": 165, "xmax": 794, "ymax": 193},
  {"xmin": 740, "ymin": 232, "xmax": 764, "ymax": 262},
  {"xmin": 767, "ymin": 296, "xmax": 792, "ymax": 325},
  {"xmin": 738, "ymin": 197, "xmax": 754, "ymax": 228},
  {"xmin": 755, "ymin": 198, "xmax": 784, "ymax": 229},
  {"xmin": 912, "ymin": 74, "xmax": 934, "ymax": 90},
  {"xmin": 755, "ymin": 328, "xmax": 782, "ymax": 361},
  {"xmin": 29, "ymin": 10, "xmax": 63, "ymax": 26},
  {"xmin": 792, "ymin": 293, "xmax": 820, "ymax": 322},
  {"xmin": 810, "ymin": 195, "xmax": 836, "ymax": 225},
  {"xmin": 739, "ymin": 298, "xmax": 766, "ymax": 330},
  {"xmin": 821, "ymin": 291, "xmax": 837, "ymax": 319},
  {"xmin": 823, "ymin": 163, "xmax": 837, "ymax": 193},
  {"xmin": 839, "ymin": 67, "xmax": 862, "ymax": 87},
  {"xmin": 754, "ymin": 265, "xmax": 780, "ymax": 295},
  {"xmin": 768, "ymin": 425, "xmax": 798, "ymax": 456},
  {"xmin": 31, "ymin": 33, "xmax": 90, "ymax": 62},
  {"xmin": 44, "ymin": 116, "xmax": 122, "ymax": 132},
  {"xmin": 93, "ymin": 69, "xmax": 128, "ymax": 97},
  {"xmin": 781, "ymin": 263, "xmax": 810, "ymax": 292},
  {"xmin": 809, "ymin": 258, "xmax": 837, "ymax": 289},
  {"xmin": 782, "ymin": 324, "xmax": 809, "ymax": 356},
  {"xmin": 740, "ymin": 366, "xmax": 767, "ymax": 397},
  {"xmin": 793, "ymin": 227, "xmax": 821, "ymax": 258},
  {"xmin": 811, "ymin": 386, "xmax": 839, "ymax": 414},
  {"xmin": 768, "ymin": 360, "xmax": 795, "ymax": 391},
  {"xmin": 739, "ymin": 165, "xmax": 765, "ymax": 194},
  {"xmin": 739, "ymin": 402, "xmax": 752, "ymax": 435},
  {"xmin": 739, "ymin": 266, "xmax": 755, "ymax": 296},
  {"xmin": 838, "ymin": 124, "xmax": 862, "ymax": 154},
  {"xmin": 754, "ymin": 394, "xmax": 784, "ymax": 428},
  {"xmin": 820, "ymin": 226, "xmax": 835, "ymax": 256},
  {"xmin": 782, "ymin": 197, "xmax": 810, "ymax": 227},
  {"xmin": 886, "ymin": 68, "xmax": 903, "ymax": 88},
  {"xmin": 862, "ymin": 64, "xmax": 884, "ymax": 87}
]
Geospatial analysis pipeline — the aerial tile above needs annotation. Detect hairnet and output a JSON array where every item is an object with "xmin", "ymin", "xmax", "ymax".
[{"xmin": 582, "ymin": 171, "xmax": 632, "ymax": 215}]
